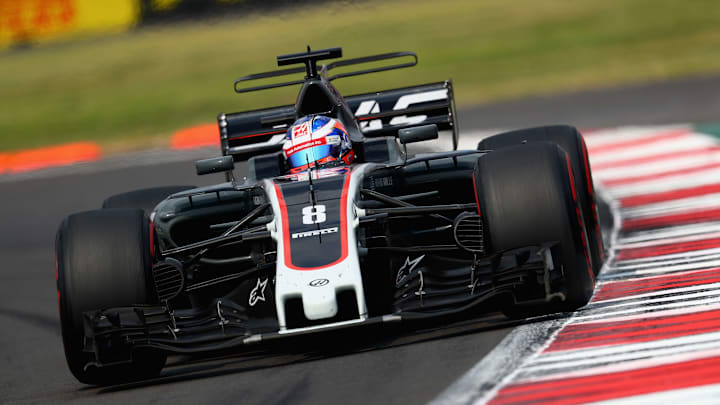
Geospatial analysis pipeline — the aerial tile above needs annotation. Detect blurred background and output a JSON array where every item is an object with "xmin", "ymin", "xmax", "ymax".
[
  {"xmin": 2, "ymin": 0, "xmax": 720, "ymax": 154},
  {"xmin": 3, "ymin": 2, "xmax": 720, "ymax": 403}
]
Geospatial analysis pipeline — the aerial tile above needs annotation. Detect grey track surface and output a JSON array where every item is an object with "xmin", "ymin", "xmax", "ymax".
[
  {"xmin": 457, "ymin": 73, "xmax": 720, "ymax": 130},
  {"xmin": 2, "ymin": 73, "xmax": 719, "ymax": 404}
]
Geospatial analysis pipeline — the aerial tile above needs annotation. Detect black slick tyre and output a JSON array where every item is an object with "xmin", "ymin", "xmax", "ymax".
[
  {"xmin": 473, "ymin": 142, "xmax": 595, "ymax": 314},
  {"xmin": 56, "ymin": 208, "xmax": 166, "ymax": 385},
  {"xmin": 478, "ymin": 125, "xmax": 604, "ymax": 275},
  {"xmin": 102, "ymin": 185, "xmax": 195, "ymax": 215}
]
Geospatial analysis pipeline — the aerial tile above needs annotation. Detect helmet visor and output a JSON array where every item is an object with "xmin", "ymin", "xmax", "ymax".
[{"xmin": 286, "ymin": 144, "xmax": 336, "ymax": 171}]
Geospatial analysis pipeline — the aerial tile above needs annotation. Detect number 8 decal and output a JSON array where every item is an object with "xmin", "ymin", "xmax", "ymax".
[{"xmin": 302, "ymin": 205, "xmax": 326, "ymax": 224}]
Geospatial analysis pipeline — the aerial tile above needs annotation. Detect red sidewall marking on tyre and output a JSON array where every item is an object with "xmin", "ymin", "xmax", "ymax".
[
  {"xmin": 471, "ymin": 172, "xmax": 481, "ymax": 216},
  {"xmin": 565, "ymin": 153, "xmax": 593, "ymax": 279},
  {"xmin": 581, "ymin": 137, "xmax": 605, "ymax": 261}
]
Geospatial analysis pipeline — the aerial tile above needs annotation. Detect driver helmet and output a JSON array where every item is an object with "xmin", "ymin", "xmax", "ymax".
[{"xmin": 282, "ymin": 115, "xmax": 354, "ymax": 173}]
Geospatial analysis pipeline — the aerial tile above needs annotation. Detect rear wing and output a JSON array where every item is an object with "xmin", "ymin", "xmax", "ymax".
[
  {"xmin": 347, "ymin": 81, "xmax": 457, "ymax": 143},
  {"xmin": 218, "ymin": 80, "xmax": 458, "ymax": 161}
]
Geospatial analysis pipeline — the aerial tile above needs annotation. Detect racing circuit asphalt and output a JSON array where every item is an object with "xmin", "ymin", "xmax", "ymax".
[{"xmin": 3, "ymin": 74, "xmax": 720, "ymax": 404}]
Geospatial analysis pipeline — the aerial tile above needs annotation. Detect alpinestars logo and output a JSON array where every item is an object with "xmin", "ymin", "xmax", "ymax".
[
  {"xmin": 395, "ymin": 255, "xmax": 426, "ymax": 287},
  {"xmin": 292, "ymin": 227, "xmax": 338, "ymax": 239},
  {"xmin": 249, "ymin": 278, "xmax": 268, "ymax": 307}
]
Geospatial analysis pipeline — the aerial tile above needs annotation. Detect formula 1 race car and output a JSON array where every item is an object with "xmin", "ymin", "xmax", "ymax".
[{"xmin": 55, "ymin": 47, "xmax": 604, "ymax": 385}]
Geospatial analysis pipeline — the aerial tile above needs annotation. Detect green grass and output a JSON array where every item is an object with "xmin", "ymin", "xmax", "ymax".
[{"xmin": 2, "ymin": 0, "xmax": 720, "ymax": 152}]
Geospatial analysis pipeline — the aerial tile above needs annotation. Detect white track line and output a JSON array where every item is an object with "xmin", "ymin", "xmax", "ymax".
[
  {"xmin": 523, "ymin": 336, "xmax": 720, "ymax": 374},
  {"xmin": 611, "ymin": 251, "xmax": 720, "ymax": 270},
  {"xmin": 589, "ymin": 135, "xmax": 715, "ymax": 165},
  {"xmin": 617, "ymin": 222, "xmax": 720, "ymax": 244},
  {"xmin": 519, "ymin": 347, "xmax": 720, "ymax": 384},
  {"xmin": 573, "ymin": 302, "xmax": 720, "ymax": 325},
  {"xmin": 621, "ymin": 193, "xmax": 720, "ymax": 218},
  {"xmin": 534, "ymin": 335, "xmax": 720, "ymax": 368},
  {"xmin": 592, "ymin": 282, "xmax": 720, "ymax": 304},
  {"xmin": 592, "ymin": 149, "xmax": 720, "ymax": 181},
  {"xmin": 607, "ymin": 168, "xmax": 720, "ymax": 198},
  {"xmin": 603, "ymin": 258, "xmax": 720, "ymax": 279},
  {"xmin": 585, "ymin": 287, "xmax": 720, "ymax": 310},
  {"xmin": 583, "ymin": 125, "xmax": 689, "ymax": 148},
  {"xmin": 572, "ymin": 295, "xmax": 720, "ymax": 322},
  {"xmin": 588, "ymin": 383, "xmax": 720, "ymax": 405},
  {"xmin": 615, "ymin": 231, "xmax": 720, "ymax": 250}
]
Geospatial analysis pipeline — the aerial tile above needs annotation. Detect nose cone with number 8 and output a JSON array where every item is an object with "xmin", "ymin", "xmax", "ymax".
[{"xmin": 265, "ymin": 167, "xmax": 368, "ymax": 327}]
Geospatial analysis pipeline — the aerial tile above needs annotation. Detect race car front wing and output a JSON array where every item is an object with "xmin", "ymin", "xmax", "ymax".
[{"xmin": 81, "ymin": 242, "xmax": 562, "ymax": 367}]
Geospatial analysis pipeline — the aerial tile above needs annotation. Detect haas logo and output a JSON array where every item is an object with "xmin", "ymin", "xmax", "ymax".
[
  {"xmin": 292, "ymin": 122, "xmax": 311, "ymax": 139},
  {"xmin": 354, "ymin": 89, "xmax": 448, "ymax": 132}
]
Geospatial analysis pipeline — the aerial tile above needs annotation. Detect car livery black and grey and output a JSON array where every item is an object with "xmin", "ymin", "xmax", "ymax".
[{"xmin": 56, "ymin": 47, "xmax": 605, "ymax": 385}]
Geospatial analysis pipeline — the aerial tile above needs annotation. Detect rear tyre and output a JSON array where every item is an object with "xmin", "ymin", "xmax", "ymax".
[
  {"xmin": 56, "ymin": 209, "xmax": 166, "ymax": 385},
  {"xmin": 473, "ymin": 143, "xmax": 594, "ymax": 316},
  {"xmin": 478, "ymin": 125, "xmax": 604, "ymax": 275},
  {"xmin": 102, "ymin": 185, "xmax": 195, "ymax": 215}
]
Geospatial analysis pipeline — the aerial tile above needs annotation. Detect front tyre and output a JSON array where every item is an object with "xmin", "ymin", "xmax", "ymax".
[
  {"xmin": 56, "ymin": 208, "xmax": 166, "ymax": 385},
  {"xmin": 478, "ymin": 125, "xmax": 604, "ymax": 275},
  {"xmin": 474, "ymin": 143, "xmax": 595, "ymax": 315}
]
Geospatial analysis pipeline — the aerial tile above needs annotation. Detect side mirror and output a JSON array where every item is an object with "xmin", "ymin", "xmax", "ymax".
[
  {"xmin": 398, "ymin": 124, "xmax": 439, "ymax": 144},
  {"xmin": 196, "ymin": 156, "xmax": 234, "ymax": 176}
]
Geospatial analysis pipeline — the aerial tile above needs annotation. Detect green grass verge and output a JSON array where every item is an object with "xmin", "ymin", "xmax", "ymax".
[{"xmin": 2, "ymin": 0, "xmax": 720, "ymax": 152}]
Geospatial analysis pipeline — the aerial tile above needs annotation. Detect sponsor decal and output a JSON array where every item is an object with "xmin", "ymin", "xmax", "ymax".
[
  {"xmin": 302, "ymin": 204, "xmax": 327, "ymax": 224},
  {"xmin": 395, "ymin": 255, "xmax": 425, "ymax": 287},
  {"xmin": 354, "ymin": 89, "xmax": 448, "ymax": 132},
  {"xmin": 275, "ymin": 166, "xmax": 349, "ymax": 182},
  {"xmin": 284, "ymin": 137, "xmax": 327, "ymax": 156},
  {"xmin": 309, "ymin": 278, "xmax": 330, "ymax": 287},
  {"xmin": 291, "ymin": 121, "xmax": 311, "ymax": 139},
  {"xmin": 372, "ymin": 176, "xmax": 393, "ymax": 188},
  {"xmin": 291, "ymin": 226, "xmax": 338, "ymax": 239},
  {"xmin": 248, "ymin": 277, "xmax": 268, "ymax": 306}
]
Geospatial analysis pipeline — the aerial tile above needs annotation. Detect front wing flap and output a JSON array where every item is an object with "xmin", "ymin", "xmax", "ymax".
[{"xmin": 82, "ymin": 242, "xmax": 562, "ymax": 366}]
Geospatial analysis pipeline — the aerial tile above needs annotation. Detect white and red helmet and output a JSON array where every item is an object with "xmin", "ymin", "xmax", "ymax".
[{"xmin": 283, "ymin": 115, "xmax": 354, "ymax": 173}]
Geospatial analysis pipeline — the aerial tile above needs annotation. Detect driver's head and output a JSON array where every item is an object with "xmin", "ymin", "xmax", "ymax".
[{"xmin": 283, "ymin": 115, "xmax": 354, "ymax": 173}]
